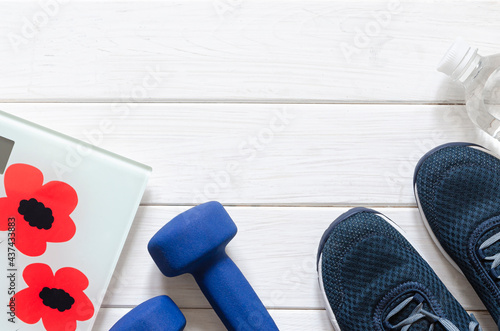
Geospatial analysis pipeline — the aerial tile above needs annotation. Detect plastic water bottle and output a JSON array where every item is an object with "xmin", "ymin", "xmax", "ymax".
[{"xmin": 438, "ymin": 38, "xmax": 500, "ymax": 138}]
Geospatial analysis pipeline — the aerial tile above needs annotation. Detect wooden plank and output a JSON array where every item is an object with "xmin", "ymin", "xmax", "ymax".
[
  {"xmin": 1, "ymin": 103, "xmax": 494, "ymax": 205},
  {"xmin": 94, "ymin": 308, "xmax": 334, "ymax": 331},
  {"xmin": 472, "ymin": 312, "xmax": 497, "ymax": 331},
  {"xmin": 103, "ymin": 206, "xmax": 488, "ymax": 311},
  {"xmin": 94, "ymin": 308, "xmax": 497, "ymax": 331},
  {"xmin": 0, "ymin": 1, "xmax": 498, "ymax": 102}
]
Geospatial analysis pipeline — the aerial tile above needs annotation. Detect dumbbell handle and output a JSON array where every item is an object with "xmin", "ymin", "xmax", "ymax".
[{"xmin": 193, "ymin": 252, "xmax": 279, "ymax": 331}]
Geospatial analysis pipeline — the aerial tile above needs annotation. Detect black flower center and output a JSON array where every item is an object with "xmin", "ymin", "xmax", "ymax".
[
  {"xmin": 18, "ymin": 198, "xmax": 54, "ymax": 230},
  {"xmin": 39, "ymin": 287, "xmax": 75, "ymax": 312}
]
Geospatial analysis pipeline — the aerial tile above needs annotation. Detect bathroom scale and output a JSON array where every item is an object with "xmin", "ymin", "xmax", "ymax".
[{"xmin": 0, "ymin": 110, "xmax": 151, "ymax": 330}]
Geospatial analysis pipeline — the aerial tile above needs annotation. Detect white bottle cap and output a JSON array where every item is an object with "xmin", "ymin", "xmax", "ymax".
[{"xmin": 437, "ymin": 38, "xmax": 478, "ymax": 78}]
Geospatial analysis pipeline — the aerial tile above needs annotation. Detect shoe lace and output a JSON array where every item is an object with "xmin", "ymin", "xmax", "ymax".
[
  {"xmin": 384, "ymin": 295, "xmax": 481, "ymax": 331},
  {"xmin": 478, "ymin": 232, "xmax": 500, "ymax": 280}
]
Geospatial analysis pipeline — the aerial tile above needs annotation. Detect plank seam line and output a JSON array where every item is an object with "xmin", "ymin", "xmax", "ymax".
[
  {"xmin": 99, "ymin": 306, "xmax": 490, "ymax": 312},
  {"xmin": 138, "ymin": 204, "xmax": 419, "ymax": 208},
  {"xmin": 0, "ymin": 101, "xmax": 466, "ymax": 106}
]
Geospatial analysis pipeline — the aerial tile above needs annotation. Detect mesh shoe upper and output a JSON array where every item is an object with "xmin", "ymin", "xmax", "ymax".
[
  {"xmin": 318, "ymin": 209, "xmax": 478, "ymax": 331},
  {"xmin": 415, "ymin": 143, "xmax": 500, "ymax": 324}
]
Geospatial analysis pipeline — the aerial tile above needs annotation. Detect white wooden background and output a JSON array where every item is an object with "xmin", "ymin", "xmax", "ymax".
[{"xmin": 1, "ymin": 0, "xmax": 500, "ymax": 330}]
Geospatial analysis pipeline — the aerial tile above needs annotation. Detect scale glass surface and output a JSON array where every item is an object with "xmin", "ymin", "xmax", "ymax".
[{"xmin": 0, "ymin": 111, "xmax": 151, "ymax": 330}]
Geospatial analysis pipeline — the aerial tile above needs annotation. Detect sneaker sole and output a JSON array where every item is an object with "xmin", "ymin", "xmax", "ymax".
[
  {"xmin": 316, "ymin": 208, "xmax": 416, "ymax": 331},
  {"xmin": 413, "ymin": 142, "xmax": 494, "ymax": 276}
]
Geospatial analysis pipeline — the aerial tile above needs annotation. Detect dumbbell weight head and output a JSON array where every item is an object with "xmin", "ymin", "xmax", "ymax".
[
  {"xmin": 148, "ymin": 201, "xmax": 237, "ymax": 277},
  {"xmin": 110, "ymin": 295, "xmax": 186, "ymax": 331}
]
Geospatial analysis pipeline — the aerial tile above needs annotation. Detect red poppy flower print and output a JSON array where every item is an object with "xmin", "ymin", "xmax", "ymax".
[
  {"xmin": 13, "ymin": 263, "xmax": 94, "ymax": 331},
  {"xmin": 0, "ymin": 163, "xmax": 78, "ymax": 256}
]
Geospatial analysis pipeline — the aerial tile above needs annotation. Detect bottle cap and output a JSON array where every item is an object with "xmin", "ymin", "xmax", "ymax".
[{"xmin": 437, "ymin": 38, "xmax": 478, "ymax": 78}]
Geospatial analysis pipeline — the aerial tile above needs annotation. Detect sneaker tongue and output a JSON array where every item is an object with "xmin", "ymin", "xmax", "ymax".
[
  {"xmin": 387, "ymin": 293, "xmax": 444, "ymax": 331},
  {"xmin": 479, "ymin": 227, "xmax": 500, "ymax": 256},
  {"xmin": 477, "ymin": 225, "xmax": 500, "ymax": 277}
]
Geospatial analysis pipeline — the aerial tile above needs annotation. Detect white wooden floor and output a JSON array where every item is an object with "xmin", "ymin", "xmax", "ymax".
[{"xmin": 1, "ymin": 1, "xmax": 500, "ymax": 330}]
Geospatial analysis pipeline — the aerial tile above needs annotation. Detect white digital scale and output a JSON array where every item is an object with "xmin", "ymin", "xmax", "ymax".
[{"xmin": 0, "ymin": 110, "xmax": 151, "ymax": 330}]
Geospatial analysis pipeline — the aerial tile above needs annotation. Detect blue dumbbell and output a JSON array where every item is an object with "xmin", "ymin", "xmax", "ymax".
[
  {"xmin": 110, "ymin": 295, "xmax": 186, "ymax": 331},
  {"xmin": 148, "ymin": 201, "xmax": 279, "ymax": 331}
]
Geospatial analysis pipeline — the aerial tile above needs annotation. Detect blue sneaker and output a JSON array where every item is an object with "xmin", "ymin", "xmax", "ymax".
[
  {"xmin": 415, "ymin": 142, "xmax": 500, "ymax": 327},
  {"xmin": 317, "ymin": 207, "xmax": 481, "ymax": 330}
]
